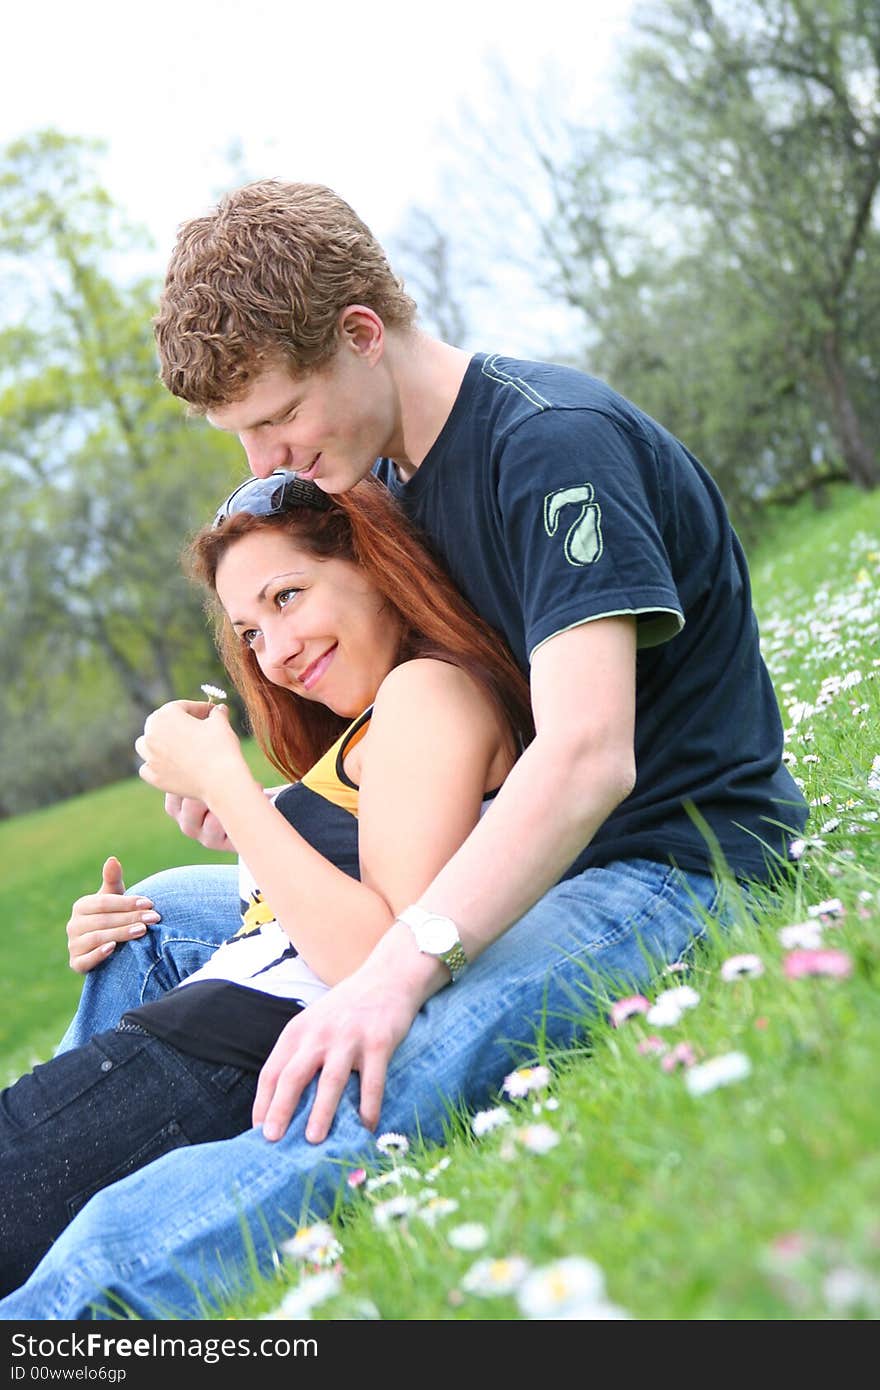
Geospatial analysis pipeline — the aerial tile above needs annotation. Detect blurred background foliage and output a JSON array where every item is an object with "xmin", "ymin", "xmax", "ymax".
[{"xmin": 1, "ymin": 0, "xmax": 877, "ymax": 816}]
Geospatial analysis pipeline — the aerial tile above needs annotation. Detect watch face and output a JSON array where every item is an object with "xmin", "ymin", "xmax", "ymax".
[{"xmin": 418, "ymin": 916, "xmax": 458, "ymax": 955}]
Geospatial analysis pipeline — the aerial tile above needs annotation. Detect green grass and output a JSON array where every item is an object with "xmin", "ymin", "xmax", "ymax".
[
  {"xmin": 0, "ymin": 738, "xmax": 276, "ymax": 1080},
  {"xmin": 1, "ymin": 485, "xmax": 878, "ymax": 1319}
]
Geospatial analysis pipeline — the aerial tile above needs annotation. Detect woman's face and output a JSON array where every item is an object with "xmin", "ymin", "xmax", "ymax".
[{"xmin": 215, "ymin": 528, "xmax": 402, "ymax": 718}]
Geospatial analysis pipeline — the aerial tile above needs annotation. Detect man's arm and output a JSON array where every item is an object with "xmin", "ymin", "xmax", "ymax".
[{"xmin": 253, "ymin": 615, "xmax": 637, "ymax": 1142}]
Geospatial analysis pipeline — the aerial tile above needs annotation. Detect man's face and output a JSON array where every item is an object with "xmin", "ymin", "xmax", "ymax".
[{"xmin": 207, "ymin": 346, "xmax": 399, "ymax": 494}]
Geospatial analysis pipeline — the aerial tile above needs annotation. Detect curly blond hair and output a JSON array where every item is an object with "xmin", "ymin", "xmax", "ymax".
[{"xmin": 154, "ymin": 181, "xmax": 418, "ymax": 411}]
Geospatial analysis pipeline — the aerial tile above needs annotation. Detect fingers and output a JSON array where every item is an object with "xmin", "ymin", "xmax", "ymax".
[
  {"xmin": 70, "ymin": 940, "xmax": 118, "ymax": 975},
  {"xmin": 68, "ymin": 901, "xmax": 160, "ymax": 931},
  {"xmin": 304, "ymin": 1057, "xmax": 360, "ymax": 1144},
  {"xmin": 66, "ymin": 883, "xmax": 161, "ymax": 974},
  {"xmin": 67, "ymin": 919, "xmax": 155, "ymax": 973},
  {"xmin": 101, "ymin": 856, "xmax": 125, "ymax": 895},
  {"xmin": 174, "ymin": 699, "xmax": 212, "ymax": 719},
  {"xmin": 355, "ymin": 1049, "xmax": 390, "ymax": 1135},
  {"xmin": 252, "ymin": 1018, "xmax": 316, "ymax": 1141}
]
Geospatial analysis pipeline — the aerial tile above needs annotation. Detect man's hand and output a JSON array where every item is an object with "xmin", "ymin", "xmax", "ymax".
[
  {"xmin": 66, "ymin": 857, "xmax": 161, "ymax": 973},
  {"xmin": 164, "ymin": 793, "xmax": 237, "ymax": 853},
  {"xmin": 252, "ymin": 953, "xmax": 424, "ymax": 1144}
]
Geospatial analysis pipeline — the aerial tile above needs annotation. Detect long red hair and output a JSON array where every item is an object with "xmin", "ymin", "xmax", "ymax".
[{"xmin": 187, "ymin": 474, "xmax": 533, "ymax": 781}]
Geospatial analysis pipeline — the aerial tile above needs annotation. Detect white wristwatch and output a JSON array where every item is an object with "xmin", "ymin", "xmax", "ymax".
[{"xmin": 397, "ymin": 906, "xmax": 469, "ymax": 982}]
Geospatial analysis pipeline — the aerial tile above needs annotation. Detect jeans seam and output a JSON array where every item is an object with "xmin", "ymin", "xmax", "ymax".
[{"xmin": 140, "ymin": 935, "xmax": 231, "ymax": 1004}]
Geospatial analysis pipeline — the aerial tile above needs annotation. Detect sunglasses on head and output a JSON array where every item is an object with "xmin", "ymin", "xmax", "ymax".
[{"xmin": 212, "ymin": 471, "xmax": 333, "ymax": 529}]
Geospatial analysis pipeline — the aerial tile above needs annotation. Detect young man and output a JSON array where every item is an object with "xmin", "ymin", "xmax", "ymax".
[{"xmin": 0, "ymin": 181, "xmax": 806, "ymax": 1320}]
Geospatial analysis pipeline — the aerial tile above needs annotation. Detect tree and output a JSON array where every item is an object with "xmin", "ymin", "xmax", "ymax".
[
  {"xmin": 0, "ymin": 131, "xmax": 242, "ymax": 813},
  {"xmin": 406, "ymin": 5, "xmax": 879, "ymax": 522},
  {"xmin": 624, "ymin": 0, "xmax": 880, "ymax": 490}
]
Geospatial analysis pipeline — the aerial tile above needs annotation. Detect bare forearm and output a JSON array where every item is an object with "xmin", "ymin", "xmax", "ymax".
[
  {"xmin": 366, "ymin": 734, "xmax": 635, "ymax": 1007},
  {"xmin": 207, "ymin": 762, "xmax": 393, "ymax": 984},
  {"xmin": 437, "ymin": 738, "xmax": 631, "ymax": 939}
]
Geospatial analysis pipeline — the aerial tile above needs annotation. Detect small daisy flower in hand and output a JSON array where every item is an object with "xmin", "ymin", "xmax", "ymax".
[{"xmin": 200, "ymin": 683, "xmax": 227, "ymax": 705}]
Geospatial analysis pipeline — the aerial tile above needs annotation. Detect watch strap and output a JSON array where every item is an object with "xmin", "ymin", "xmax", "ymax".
[{"xmin": 397, "ymin": 906, "xmax": 468, "ymax": 982}]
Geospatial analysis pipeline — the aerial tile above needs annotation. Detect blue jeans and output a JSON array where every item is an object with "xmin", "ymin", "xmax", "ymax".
[
  {"xmin": 0, "ymin": 1024, "xmax": 256, "ymax": 1298},
  {"xmin": 56, "ymin": 864, "xmax": 241, "ymax": 1053},
  {"xmin": 2, "ymin": 858, "xmax": 728, "ymax": 1320}
]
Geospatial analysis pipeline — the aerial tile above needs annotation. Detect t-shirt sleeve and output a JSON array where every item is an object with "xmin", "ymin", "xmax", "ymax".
[{"xmin": 495, "ymin": 408, "xmax": 684, "ymax": 659}]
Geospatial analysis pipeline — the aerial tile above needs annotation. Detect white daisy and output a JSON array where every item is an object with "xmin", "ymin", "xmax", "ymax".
[
  {"xmin": 417, "ymin": 1197, "xmax": 459, "ymax": 1226},
  {"xmin": 806, "ymin": 898, "xmax": 845, "ymax": 919},
  {"xmin": 516, "ymin": 1256, "xmax": 607, "ymax": 1319},
  {"xmin": 515, "ymin": 1123, "xmax": 560, "ymax": 1155},
  {"xmin": 720, "ymin": 953, "xmax": 764, "ymax": 982},
  {"xmin": 471, "ymin": 1107, "xmax": 511, "ymax": 1138},
  {"xmin": 277, "ymin": 1269, "xmax": 342, "ymax": 1318},
  {"xmin": 365, "ymin": 1165, "xmax": 421, "ymax": 1192},
  {"xmin": 375, "ymin": 1131, "xmax": 409, "ymax": 1156},
  {"xmin": 280, "ymin": 1221, "xmax": 342, "ymax": 1266},
  {"xmin": 447, "ymin": 1222, "xmax": 489, "ymax": 1251},
  {"xmin": 778, "ymin": 921, "xmax": 824, "ymax": 950},
  {"xmin": 372, "ymin": 1195, "xmax": 418, "ymax": 1227},
  {"xmin": 646, "ymin": 985, "xmax": 700, "ymax": 1027},
  {"xmin": 461, "ymin": 1255, "xmax": 531, "ymax": 1297},
  {"xmin": 424, "ymin": 1156, "xmax": 452, "ymax": 1181},
  {"xmin": 685, "ymin": 1051, "xmax": 752, "ymax": 1097},
  {"xmin": 200, "ymin": 683, "xmax": 227, "ymax": 704},
  {"xmin": 502, "ymin": 1065, "xmax": 551, "ymax": 1098}
]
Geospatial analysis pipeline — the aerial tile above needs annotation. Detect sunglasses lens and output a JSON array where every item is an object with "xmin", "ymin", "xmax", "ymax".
[{"xmin": 213, "ymin": 472, "xmax": 330, "ymax": 527}]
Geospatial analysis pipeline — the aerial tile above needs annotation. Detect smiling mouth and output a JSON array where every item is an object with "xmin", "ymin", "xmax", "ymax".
[
  {"xmin": 295, "ymin": 454, "xmax": 322, "ymax": 482},
  {"xmin": 299, "ymin": 643, "xmax": 337, "ymax": 691}
]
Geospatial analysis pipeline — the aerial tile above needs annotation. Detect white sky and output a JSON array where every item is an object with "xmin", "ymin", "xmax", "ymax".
[{"xmin": 3, "ymin": 0, "xmax": 635, "ymax": 350}]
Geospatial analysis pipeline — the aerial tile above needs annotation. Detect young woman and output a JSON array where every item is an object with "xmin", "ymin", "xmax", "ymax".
[{"xmin": 0, "ymin": 470, "xmax": 532, "ymax": 1298}]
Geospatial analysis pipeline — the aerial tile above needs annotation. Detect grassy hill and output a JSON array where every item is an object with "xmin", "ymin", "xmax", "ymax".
[
  {"xmin": 1, "ymin": 484, "xmax": 878, "ymax": 1319},
  {"xmin": 0, "ymin": 738, "xmax": 276, "ymax": 1079}
]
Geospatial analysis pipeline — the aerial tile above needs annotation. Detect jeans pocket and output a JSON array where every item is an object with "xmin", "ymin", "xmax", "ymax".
[{"xmin": 66, "ymin": 1117, "xmax": 192, "ymax": 1221}]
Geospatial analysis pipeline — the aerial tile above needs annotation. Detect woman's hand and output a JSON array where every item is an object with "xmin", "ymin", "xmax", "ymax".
[
  {"xmin": 135, "ymin": 700, "xmax": 245, "ymax": 804},
  {"xmin": 67, "ymin": 857, "xmax": 161, "ymax": 974},
  {"xmin": 164, "ymin": 793, "xmax": 238, "ymax": 853}
]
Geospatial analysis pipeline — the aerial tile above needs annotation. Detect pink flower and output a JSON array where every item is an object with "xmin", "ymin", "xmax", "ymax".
[
  {"xmin": 637, "ymin": 1035, "xmax": 667, "ymax": 1056},
  {"xmin": 609, "ymin": 995, "xmax": 651, "ymax": 1027},
  {"xmin": 662, "ymin": 1042, "xmax": 697, "ymax": 1072},
  {"xmin": 770, "ymin": 1232, "xmax": 811, "ymax": 1262},
  {"xmin": 346, "ymin": 1168, "xmax": 367, "ymax": 1189},
  {"xmin": 783, "ymin": 948, "xmax": 853, "ymax": 980}
]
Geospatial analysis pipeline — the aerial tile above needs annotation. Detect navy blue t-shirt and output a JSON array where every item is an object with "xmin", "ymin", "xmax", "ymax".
[{"xmin": 375, "ymin": 352, "xmax": 807, "ymax": 882}]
